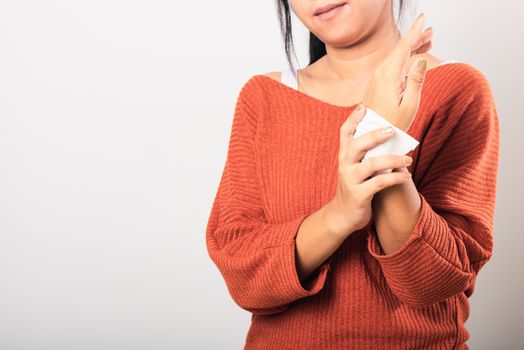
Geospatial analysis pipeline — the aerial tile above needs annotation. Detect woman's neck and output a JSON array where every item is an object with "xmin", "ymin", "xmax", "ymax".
[{"xmin": 319, "ymin": 16, "xmax": 402, "ymax": 80}]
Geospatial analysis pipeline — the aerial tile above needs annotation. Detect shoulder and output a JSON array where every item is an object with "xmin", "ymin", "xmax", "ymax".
[
  {"xmin": 239, "ymin": 71, "xmax": 282, "ymax": 89},
  {"xmin": 449, "ymin": 62, "xmax": 492, "ymax": 93},
  {"xmin": 422, "ymin": 57, "xmax": 495, "ymax": 109},
  {"xmin": 430, "ymin": 61, "xmax": 497, "ymax": 131},
  {"xmin": 237, "ymin": 71, "xmax": 282, "ymax": 93},
  {"xmin": 235, "ymin": 70, "xmax": 289, "ymax": 105},
  {"xmin": 232, "ymin": 72, "xmax": 279, "ymax": 118},
  {"xmin": 448, "ymin": 62, "xmax": 495, "ymax": 110},
  {"xmin": 235, "ymin": 74, "xmax": 267, "ymax": 101},
  {"xmin": 260, "ymin": 71, "xmax": 282, "ymax": 83},
  {"xmin": 422, "ymin": 53, "xmax": 493, "ymax": 94},
  {"xmin": 453, "ymin": 63, "xmax": 497, "ymax": 124},
  {"xmin": 413, "ymin": 53, "xmax": 491, "ymax": 88}
]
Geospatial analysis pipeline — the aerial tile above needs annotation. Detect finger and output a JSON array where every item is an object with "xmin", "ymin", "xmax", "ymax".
[
  {"xmin": 392, "ymin": 165, "xmax": 410, "ymax": 174},
  {"xmin": 359, "ymin": 170, "xmax": 412, "ymax": 197},
  {"xmin": 411, "ymin": 27, "xmax": 433, "ymax": 53},
  {"xmin": 339, "ymin": 103, "xmax": 366, "ymax": 161},
  {"xmin": 401, "ymin": 29, "xmax": 432, "ymax": 78},
  {"xmin": 388, "ymin": 12, "xmax": 427, "ymax": 79},
  {"xmin": 399, "ymin": 58, "xmax": 427, "ymax": 122},
  {"xmin": 413, "ymin": 40, "xmax": 432, "ymax": 55},
  {"xmin": 354, "ymin": 154, "xmax": 412, "ymax": 183},
  {"xmin": 345, "ymin": 126, "xmax": 395, "ymax": 164}
]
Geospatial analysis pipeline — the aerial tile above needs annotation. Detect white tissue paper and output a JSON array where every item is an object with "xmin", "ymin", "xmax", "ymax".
[{"xmin": 353, "ymin": 107, "xmax": 420, "ymax": 173}]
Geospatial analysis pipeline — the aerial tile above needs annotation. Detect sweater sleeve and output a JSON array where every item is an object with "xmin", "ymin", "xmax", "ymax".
[
  {"xmin": 366, "ymin": 67, "xmax": 500, "ymax": 307},
  {"xmin": 205, "ymin": 76, "xmax": 331, "ymax": 315}
]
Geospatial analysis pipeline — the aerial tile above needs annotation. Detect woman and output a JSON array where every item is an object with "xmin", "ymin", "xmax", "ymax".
[{"xmin": 206, "ymin": 1, "xmax": 499, "ymax": 349}]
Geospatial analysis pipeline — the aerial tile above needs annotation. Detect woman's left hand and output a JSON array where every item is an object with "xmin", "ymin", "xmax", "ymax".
[{"xmin": 362, "ymin": 12, "xmax": 433, "ymax": 132}]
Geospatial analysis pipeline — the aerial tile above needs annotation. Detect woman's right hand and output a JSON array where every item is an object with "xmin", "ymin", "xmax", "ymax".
[{"xmin": 324, "ymin": 104, "xmax": 413, "ymax": 238}]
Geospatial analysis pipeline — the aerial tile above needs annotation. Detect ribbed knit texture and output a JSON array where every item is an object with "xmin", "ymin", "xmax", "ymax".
[{"xmin": 205, "ymin": 62, "xmax": 500, "ymax": 349}]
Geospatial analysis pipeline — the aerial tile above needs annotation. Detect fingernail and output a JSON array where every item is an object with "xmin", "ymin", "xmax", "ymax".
[
  {"xmin": 417, "ymin": 58, "xmax": 427, "ymax": 71},
  {"xmin": 355, "ymin": 103, "xmax": 364, "ymax": 113},
  {"xmin": 404, "ymin": 156, "xmax": 413, "ymax": 165},
  {"xmin": 417, "ymin": 12, "xmax": 425, "ymax": 22},
  {"xmin": 382, "ymin": 126, "xmax": 393, "ymax": 134}
]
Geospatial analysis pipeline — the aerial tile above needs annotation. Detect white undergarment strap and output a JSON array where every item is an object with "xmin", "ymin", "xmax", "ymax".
[{"xmin": 280, "ymin": 69, "xmax": 298, "ymax": 90}]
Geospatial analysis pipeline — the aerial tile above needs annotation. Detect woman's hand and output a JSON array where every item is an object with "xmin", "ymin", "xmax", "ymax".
[
  {"xmin": 362, "ymin": 12, "xmax": 433, "ymax": 132},
  {"xmin": 324, "ymin": 104, "xmax": 413, "ymax": 238}
]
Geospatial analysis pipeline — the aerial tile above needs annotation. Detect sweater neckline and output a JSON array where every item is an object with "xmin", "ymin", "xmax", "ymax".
[{"xmin": 255, "ymin": 61, "xmax": 461, "ymax": 110}]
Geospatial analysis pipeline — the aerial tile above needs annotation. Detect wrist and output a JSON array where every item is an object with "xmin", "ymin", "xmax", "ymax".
[{"xmin": 320, "ymin": 200, "xmax": 354, "ymax": 239}]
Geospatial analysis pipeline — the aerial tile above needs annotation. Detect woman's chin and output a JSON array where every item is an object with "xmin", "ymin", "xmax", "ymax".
[{"xmin": 316, "ymin": 31, "xmax": 360, "ymax": 48}]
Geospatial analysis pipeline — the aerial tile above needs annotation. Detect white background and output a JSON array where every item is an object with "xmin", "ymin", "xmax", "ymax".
[{"xmin": 0, "ymin": 0, "xmax": 522, "ymax": 349}]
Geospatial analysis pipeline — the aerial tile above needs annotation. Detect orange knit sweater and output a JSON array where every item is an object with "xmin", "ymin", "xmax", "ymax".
[{"xmin": 205, "ymin": 62, "xmax": 499, "ymax": 349}]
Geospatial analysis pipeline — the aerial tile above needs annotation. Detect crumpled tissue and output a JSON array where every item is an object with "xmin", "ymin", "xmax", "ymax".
[{"xmin": 353, "ymin": 107, "xmax": 420, "ymax": 173}]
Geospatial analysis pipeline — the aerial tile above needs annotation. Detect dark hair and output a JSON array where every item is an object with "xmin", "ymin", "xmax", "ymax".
[{"xmin": 276, "ymin": 1, "xmax": 408, "ymax": 79}]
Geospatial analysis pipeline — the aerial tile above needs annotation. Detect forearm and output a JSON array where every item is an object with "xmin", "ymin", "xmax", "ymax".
[
  {"xmin": 295, "ymin": 202, "xmax": 348, "ymax": 282},
  {"xmin": 371, "ymin": 167, "xmax": 422, "ymax": 255}
]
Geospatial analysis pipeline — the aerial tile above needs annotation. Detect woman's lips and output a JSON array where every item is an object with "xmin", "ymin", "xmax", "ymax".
[{"xmin": 315, "ymin": 3, "xmax": 348, "ymax": 21}]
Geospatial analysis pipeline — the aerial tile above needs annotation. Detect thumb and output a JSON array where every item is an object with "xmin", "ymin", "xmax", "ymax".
[{"xmin": 400, "ymin": 58, "xmax": 427, "ymax": 128}]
